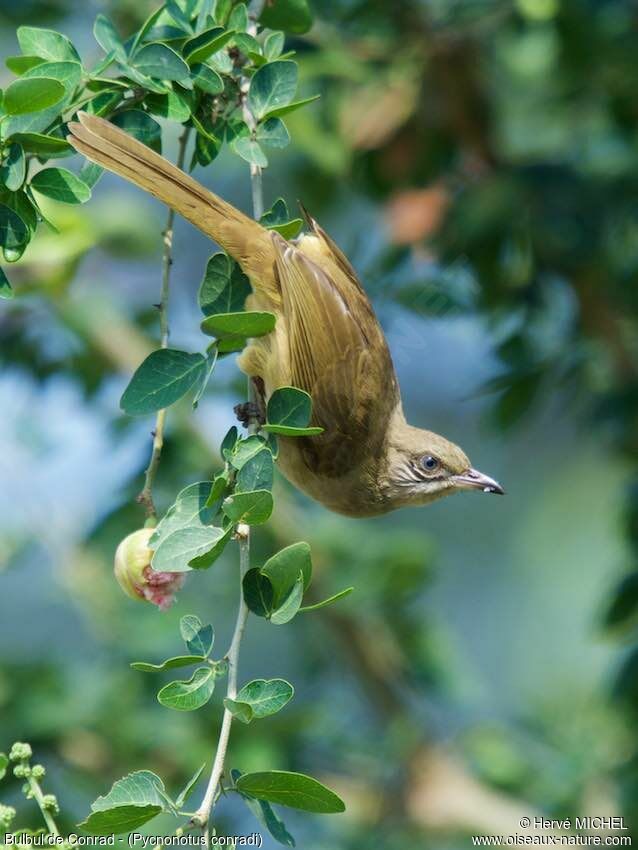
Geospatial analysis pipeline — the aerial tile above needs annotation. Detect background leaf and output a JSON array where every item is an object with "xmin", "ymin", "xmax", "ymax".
[
  {"xmin": 180, "ymin": 615, "xmax": 214, "ymax": 656},
  {"xmin": 235, "ymin": 771, "xmax": 346, "ymax": 813},
  {"xmin": 266, "ymin": 386, "xmax": 313, "ymax": 428},
  {"xmin": 17, "ymin": 26, "xmax": 80, "ymax": 62},
  {"xmin": 248, "ymin": 60, "xmax": 298, "ymax": 121},
  {"xmin": 234, "ymin": 678, "xmax": 294, "ymax": 718},
  {"xmin": 157, "ymin": 667, "xmax": 215, "ymax": 711},
  {"xmin": 151, "ymin": 525, "xmax": 228, "ymax": 573},
  {"xmin": 120, "ymin": 349, "xmax": 206, "ymax": 415},
  {"xmin": 131, "ymin": 655, "xmax": 206, "ymax": 673},
  {"xmin": 223, "ymin": 490, "xmax": 273, "ymax": 525},
  {"xmin": 2, "ymin": 77, "xmax": 64, "ymax": 115},
  {"xmin": 30, "ymin": 168, "xmax": 91, "ymax": 204},
  {"xmin": 200, "ymin": 311, "xmax": 275, "ymax": 338}
]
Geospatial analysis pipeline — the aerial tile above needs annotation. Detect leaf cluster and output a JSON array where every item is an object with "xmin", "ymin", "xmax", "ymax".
[{"xmin": 0, "ymin": 1, "xmax": 317, "ymax": 299}]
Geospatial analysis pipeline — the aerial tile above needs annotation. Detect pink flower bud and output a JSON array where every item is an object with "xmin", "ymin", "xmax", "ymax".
[{"xmin": 114, "ymin": 528, "xmax": 184, "ymax": 612}]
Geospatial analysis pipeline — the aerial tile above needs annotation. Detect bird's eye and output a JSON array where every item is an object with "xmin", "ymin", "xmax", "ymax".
[{"xmin": 421, "ymin": 456, "xmax": 440, "ymax": 473}]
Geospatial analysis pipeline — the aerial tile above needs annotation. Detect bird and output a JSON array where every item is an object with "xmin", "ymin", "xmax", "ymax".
[{"xmin": 67, "ymin": 112, "xmax": 504, "ymax": 517}]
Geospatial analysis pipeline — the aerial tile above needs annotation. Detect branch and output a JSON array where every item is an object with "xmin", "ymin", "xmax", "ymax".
[
  {"xmin": 193, "ymin": 16, "xmax": 265, "ymax": 828},
  {"xmin": 193, "ymin": 524, "xmax": 251, "ymax": 828},
  {"xmin": 137, "ymin": 127, "xmax": 191, "ymax": 520},
  {"xmin": 27, "ymin": 775, "xmax": 59, "ymax": 838}
]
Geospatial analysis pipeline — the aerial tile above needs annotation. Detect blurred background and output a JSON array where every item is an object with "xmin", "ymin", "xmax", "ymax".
[{"xmin": 2, "ymin": 0, "xmax": 638, "ymax": 847}]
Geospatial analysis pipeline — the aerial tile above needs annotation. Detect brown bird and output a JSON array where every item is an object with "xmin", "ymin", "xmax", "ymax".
[{"xmin": 68, "ymin": 112, "xmax": 504, "ymax": 517}]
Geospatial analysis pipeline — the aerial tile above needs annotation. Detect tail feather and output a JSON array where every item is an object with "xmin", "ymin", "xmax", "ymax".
[{"xmin": 67, "ymin": 112, "xmax": 278, "ymax": 298}]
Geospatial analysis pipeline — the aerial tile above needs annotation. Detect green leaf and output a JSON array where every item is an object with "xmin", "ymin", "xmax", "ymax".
[
  {"xmin": 2, "ymin": 77, "xmax": 65, "ymax": 115},
  {"xmin": 23, "ymin": 59, "xmax": 83, "ymax": 95},
  {"xmin": 1, "ymin": 144, "xmax": 26, "ymax": 192},
  {"xmin": 0, "ymin": 267, "xmax": 14, "ymax": 300},
  {"xmin": 234, "ymin": 33, "xmax": 261, "ymax": 56},
  {"xmin": 260, "ymin": 197, "xmax": 303, "ymax": 239},
  {"xmin": 112, "ymin": 110, "xmax": 162, "ymax": 153},
  {"xmin": 157, "ymin": 667, "xmax": 215, "ymax": 711},
  {"xmin": 0, "ymin": 204, "xmax": 28, "ymax": 253},
  {"xmin": 191, "ymin": 63, "xmax": 224, "ymax": 95},
  {"xmin": 232, "ymin": 136, "xmax": 268, "ymax": 168},
  {"xmin": 233, "ymin": 770, "xmax": 295, "ymax": 847},
  {"xmin": 0, "ymin": 752, "xmax": 8, "ymax": 780},
  {"xmin": 223, "ymin": 698, "xmax": 254, "ymax": 723},
  {"xmin": 264, "ymin": 32, "xmax": 285, "ymax": 61},
  {"xmin": 17, "ymin": 26, "xmax": 81, "ymax": 63},
  {"xmin": 31, "ymin": 168, "xmax": 91, "ymax": 204},
  {"xmin": 198, "ymin": 253, "xmax": 251, "ymax": 316},
  {"xmin": 7, "ymin": 132, "xmax": 71, "ymax": 156},
  {"xmin": 201, "ymin": 310, "xmax": 275, "ymax": 339},
  {"xmin": 5, "ymin": 56, "xmax": 46, "ymax": 74},
  {"xmin": 152, "ymin": 525, "xmax": 228, "ymax": 573},
  {"xmin": 223, "ymin": 490, "xmax": 273, "ymax": 525},
  {"xmin": 266, "ymin": 386, "xmax": 312, "ymax": 428},
  {"xmin": 208, "ymin": 48, "xmax": 233, "ymax": 74},
  {"xmin": 145, "ymin": 89, "xmax": 191, "ymax": 122},
  {"xmin": 221, "ymin": 425, "xmax": 238, "ymax": 457},
  {"xmin": 261, "ymin": 542, "xmax": 312, "ymax": 605},
  {"xmin": 214, "ymin": 0, "xmax": 233, "ymax": 25},
  {"xmin": 236, "ymin": 449, "xmax": 274, "ymax": 493},
  {"xmin": 120, "ymin": 349, "xmax": 206, "ymax": 415},
  {"xmin": 79, "ymin": 806, "xmax": 162, "ymax": 835},
  {"xmin": 299, "ymin": 587, "xmax": 354, "ymax": 613},
  {"xmin": 183, "ymin": 27, "xmax": 235, "ymax": 65},
  {"xmin": 242, "ymin": 568, "xmax": 274, "ymax": 617},
  {"xmin": 131, "ymin": 655, "xmax": 206, "ymax": 672},
  {"xmin": 130, "ymin": 7, "xmax": 165, "ymax": 57},
  {"xmin": 79, "ymin": 161, "xmax": 104, "ymax": 189},
  {"xmin": 270, "ymin": 573, "xmax": 304, "ymax": 625},
  {"xmin": 180, "ymin": 615, "xmax": 214, "ymax": 656},
  {"xmin": 94, "ymin": 15, "xmax": 127, "ymax": 62},
  {"xmin": 188, "ymin": 526, "xmax": 232, "ymax": 569},
  {"xmin": 84, "ymin": 91, "xmax": 122, "ymax": 117},
  {"xmin": 261, "ymin": 94, "xmax": 319, "ymax": 121},
  {"xmin": 235, "ymin": 771, "xmax": 345, "ymax": 814},
  {"xmin": 175, "ymin": 763, "xmax": 206, "ymax": 809},
  {"xmin": 235, "ymin": 678, "xmax": 294, "ymax": 718},
  {"xmin": 132, "ymin": 43, "xmax": 192, "ymax": 86},
  {"xmin": 2, "ymin": 60, "xmax": 81, "ymax": 139},
  {"xmin": 228, "ymin": 2, "xmax": 249, "ymax": 31},
  {"xmin": 248, "ymin": 60, "xmax": 298, "ymax": 121},
  {"xmin": 262, "ymin": 424, "xmax": 323, "ymax": 436},
  {"xmin": 256, "ymin": 117, "xmax": 290, "ymax": 149},
  {"xmin": 260, "ymin": 0, "xmax": 312, "ymax": 34},
  {"xmin": 228, "ymin": 435, "xmax": 268, "ymax": 469},
  {"xmin": 192, "ymin": 345, "xmax": 218, "ymax": 407},
  {"xmin": 151, "ymin": 482, "xmax": 218, "ymax": 548},
  {"xmin": 79, "ymin": 771, "xmax": 166, "ymax": 835},
  {"xmin": 205, "ymin": 470, "xmax": 230, "ymax": 509},
  {"xmin": 166, "ymin": 0, "xmax": 194, "ymax": 33}
]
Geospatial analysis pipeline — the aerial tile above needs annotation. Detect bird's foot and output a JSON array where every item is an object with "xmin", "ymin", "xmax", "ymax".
[{"xmin": 234, "ymin": 401, "xmax": 264, "ymax": 429}]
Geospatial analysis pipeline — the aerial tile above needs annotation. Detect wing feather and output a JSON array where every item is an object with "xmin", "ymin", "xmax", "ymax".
[{"xmin": 271, "ymin": 234, "xmax": 399, "ymax": 478}]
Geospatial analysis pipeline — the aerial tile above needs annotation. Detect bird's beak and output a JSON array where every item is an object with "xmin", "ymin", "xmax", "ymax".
[{"xmin": 451, "ymin": 468, "xmax": 505, "ymax": 495}]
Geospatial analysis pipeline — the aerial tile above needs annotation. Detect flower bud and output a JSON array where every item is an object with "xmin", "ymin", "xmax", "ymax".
[
  {"xmin": 9, "ymin": 742, "xmax": 32, "ymax": 762},
  {"xmin": 114, "ymin": 528, "xmax": 184, "ymax": 612}
]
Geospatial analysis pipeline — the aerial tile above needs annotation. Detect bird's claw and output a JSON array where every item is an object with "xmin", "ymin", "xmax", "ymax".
[{"xmin": 234, "ymin": 401, "xmax": 264, "ymax": 429}]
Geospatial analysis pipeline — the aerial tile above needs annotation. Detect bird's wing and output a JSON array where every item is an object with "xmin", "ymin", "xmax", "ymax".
[{"xmin": 271, "ymin": 233, "xmax": 400, "ymax": 479}]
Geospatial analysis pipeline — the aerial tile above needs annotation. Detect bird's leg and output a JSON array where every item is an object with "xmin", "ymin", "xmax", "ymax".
[{"xmin": 234, "ymin": 377, "xmax": 266, "ymax": 428}]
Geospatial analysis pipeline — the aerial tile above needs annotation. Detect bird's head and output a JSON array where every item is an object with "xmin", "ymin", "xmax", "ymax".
[{"xmin": 383, "ymin": 416, "xmax": 504, "ymax": 510}]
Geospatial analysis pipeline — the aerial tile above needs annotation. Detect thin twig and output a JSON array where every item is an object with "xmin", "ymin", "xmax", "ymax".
[
  {"xmin": 193, "ymin": 6, "xmax": 265, "ymax": 831},
  {"xmin": 193, "ymin": 524, "xmax": 251, "ymax": 827},
  {"xmin": 27, "ymin": 776, "xmax": 60, "ymax": 838},
  {"xmin": 137, "ymin": 127, "xmax": 191, "ymax": 520}
]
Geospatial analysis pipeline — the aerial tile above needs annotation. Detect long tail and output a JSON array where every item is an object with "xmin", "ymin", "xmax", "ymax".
[{"xmin": 67, "ymin": 112, "xmax": 278, "ymax": 297}]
